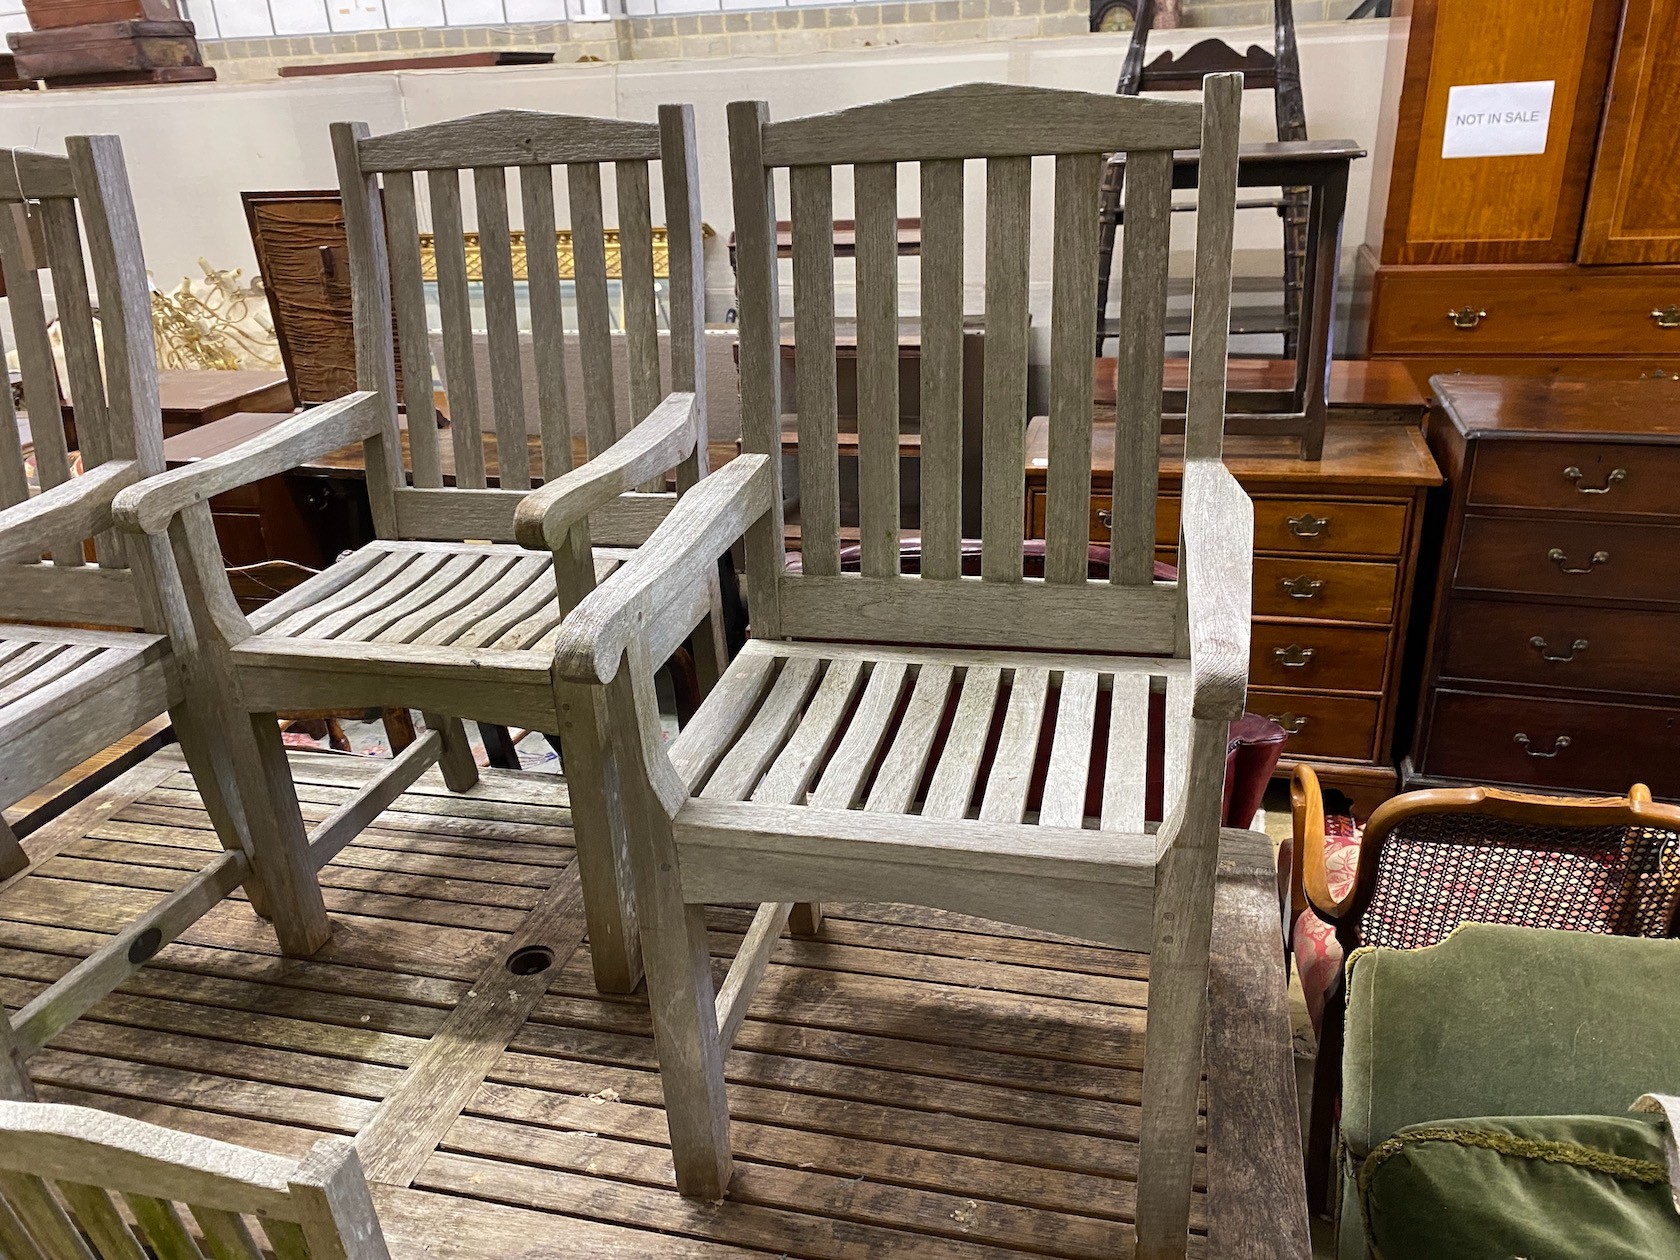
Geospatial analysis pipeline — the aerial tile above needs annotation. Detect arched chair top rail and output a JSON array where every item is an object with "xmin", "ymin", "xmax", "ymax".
[
  {"xmin": 354, "ymin": 108, "xmax": 666, "ymax": 172},
  {"xmin": 0, "ymin": 1102, "xmax": 299, "ymax": 1217},
  {"xmin": 758, "ymin": 81, "xmax": 1205, "ymax": 167},
  {"xmin": 0, "ymin": 149, "xmax": 77, "ymax": 202}
]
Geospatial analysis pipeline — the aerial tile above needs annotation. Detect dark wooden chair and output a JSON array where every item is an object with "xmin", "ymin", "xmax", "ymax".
[
  {"xmin": 1286, "ymin": 764, "xmax": 1680, "ymax": 1213},
  {"xmin": 1096, "ymin": 0, "xmax": 1308, "ymax": 358}
]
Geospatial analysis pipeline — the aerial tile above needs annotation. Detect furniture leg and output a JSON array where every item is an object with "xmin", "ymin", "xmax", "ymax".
[
  {"xmin": 1306, "ymin": 970, "xmax": 1346, "ymax": 1217},
  {"xmin": 1135, "ymin": 717, "xmax": 1229, "ymax": 1259},
  {"xmin": 422, "ymin": 712, "xmax": 479, "ymax": 793},
  {"xmin": 603, "ymin": 663, "xmax": 732, "ymax": 1199},
  {"xmin": 379, "ymin": 707, "xmax": 417, "ymax": 753},
  {"xmin": 788, "ymin": 903, "xmax": 823, "ymax": 936},
  {"xmin": 553, "ymin": 683, "xmax": 643, "ymax": 995},
  {"xmin": 227, "ymin": 711, "xmax": 332, "ymax": 956},
  {"xmin": 477, "ymin": 723, "xmax": 522, "ymax": 771},
  {"xmin": 0, "ymin": 1011, "xmax": 32, "ymax": 1100},
  {"xmin": 167, "ymin": 696, "xmax": 268, "ymax": 919},
  {"xmin": 0, "ymin": 818, "xmax": 25, "ymax": 882}
]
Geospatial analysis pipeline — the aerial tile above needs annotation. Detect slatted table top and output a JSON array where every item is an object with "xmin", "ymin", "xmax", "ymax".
[{"xmin": 0, "ymin": 748, "xmax": 1307, "ymax": 1259}]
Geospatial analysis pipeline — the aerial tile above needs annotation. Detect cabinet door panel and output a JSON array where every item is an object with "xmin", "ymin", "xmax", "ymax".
[{"xmin": 1579, "ymin": 0, "xmax": 1680, "ymax": 265}]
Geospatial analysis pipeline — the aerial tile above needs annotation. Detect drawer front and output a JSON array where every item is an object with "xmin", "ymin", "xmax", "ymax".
[
  {"xmin": 1421, "ymin": 690, "xmax": 1680, "ymax": 797},
  {"xmin": 1370, "ymin": 265, "xmax": 1680, "ymax": 356},
  {"xmin": 1249, "ymin": 623, "xmax": 1389, "ymax": 693},
  {"xmin": 1253, "ymin": 557, "xmax": 1397, "ymax": 624},
  {"xmin": 1469, "ymin": 439, "xmax": 1680, "ymax": 518},
  {"xmin": 1157, "ymin": 496, "xmax": 1407, "ymax": 557},
  {"xmin": 1441, "ymin": 599, "xmax": 1680, "ymax": 699},
  {"xmin": 1456, "ymin": 515, "xmax": 1680, "ymax": 604},
  {"xmin": 1248, "ymin": 690, "xmax": 1380, "ymax": 761}
]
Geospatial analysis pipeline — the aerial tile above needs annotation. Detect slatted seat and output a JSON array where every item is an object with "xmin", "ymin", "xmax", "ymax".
[
  {"xmin": 0, "ymin": 139, "xmax": 297, "ymax": 1104},
  {"xmin": 113, "ymin": 106, "xmax": 728, "ymax": 996},
  {"xmin": 545, "ymin": 78, "xmax": 1252, "ymax": 1259}
]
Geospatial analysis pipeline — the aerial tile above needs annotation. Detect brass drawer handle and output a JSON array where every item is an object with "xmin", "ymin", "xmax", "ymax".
[
  {"xmin": 1096, "ymin": 508, "xmax": 1112, "ymax": 531},
  {"xmin": 1652, "ymin": 305, "xmax": 1680, "ymax": 329},
  {"xmin": 1547, "ymin": 547, "xmax": 1609, "ymax": 575},
  {"xmin": 1281, "ymin": 575, "xmax": 1323, "ymax": 599},
  {"xmin": 1266, "ymin": 712, "xmax": 1308, "ymax": 735},
  {"xmin": 1273, "ymin": 644, "xmax": 1316, "ymax": 668},
  {"xmin": 1447, "ymin": 306, "xmax": 1487, "ymax": 329},
  {"xmin": 1514, "ymin": 732, "xmax": 1571, "ymax": 759},
  {"xmin": 1286, "ymin": 513, "xmax": 1329, "ymax": 539},
  {"xmin": 1563, "ymin": 466, "xmax": 1627, "ymax": 495},
  {"xmin": 1529, "ymin": 635, "xmax": 1588, "ymax": 663}
]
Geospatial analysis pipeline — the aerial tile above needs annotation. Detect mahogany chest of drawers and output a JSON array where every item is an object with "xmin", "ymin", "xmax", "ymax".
[
  {"xmin": 1406, "ymin": 375, "xmax": 1680, "ymax": 797},
  {"xmin": 1025, "ymin": 417, "xmax": 1442, "ymax": 815}
]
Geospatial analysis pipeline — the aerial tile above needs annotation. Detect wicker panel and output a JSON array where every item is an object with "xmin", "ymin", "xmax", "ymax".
[{"xmin": 1360, "ymin": 814, "xmax": 1680, "ymax": 950}]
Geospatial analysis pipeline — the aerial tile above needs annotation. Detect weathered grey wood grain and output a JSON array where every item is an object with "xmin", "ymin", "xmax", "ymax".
[
  {"xmin": 357, "ymin": 109, "xmax": 660, "ymax": 172},
  {"xmin": 921, "ymin": 665, "xmax": 1001, "ymax": 821},
  {"xmin": 917, "ymin": 158, "xmax": 964, "ymax": 582},
  {"xmin": 472, "ymin": 166, "xmax": 530, "ymax": 491},
  {"xmin": 807, "ymin": 661, "xmax": 906, "ymax": 811},
  {"xmin": 854, "ymin": 161, "xmax": 900, "ymax": 578},
  {"xmin": 567, "ymin": 162, "xmax": 619, "ymax": 455},
  {"xmin": 980, "ymin": 156, "xmax": 1031, "ymax": 583},
  {"xmin": 1043, "ymin": 154, "xmax": 1102, "ymax": 586},
  {"xmin": 424, "ymin": 168, "xmax": 486, "ymax": 489},
  {"xmin": 379, "ymin": 170, "xmax": 442, "ymax": 489},
  {"xmin": 518, "ymin": 165, "xmax": 573, "ymax": 481},
  {"xmin": 1039, "ymin": 668, "xmax": 1098, "ymax": 827},
  {"xmin": 788, "ymin": 163, "xmax": 840, "ymax": 578}
]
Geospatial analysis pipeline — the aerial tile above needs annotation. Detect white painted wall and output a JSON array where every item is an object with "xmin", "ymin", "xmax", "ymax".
[{"xmin": 0, "ymin": 19, "xmax": 1388, "ymax": 340}]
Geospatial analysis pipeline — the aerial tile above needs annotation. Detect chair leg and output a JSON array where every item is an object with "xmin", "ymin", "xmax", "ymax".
[
  {"xmin": 168, "ymin": 697, "xmax": 270, "ymax": 919},
  {"xmin": 601, "ymin": 665, "xmax": 732, "ymax": 1198},
  {"xmin": 478, "ymin": 723, "xmax": 522, "ymax": 771},
  {"xmin": 0, "ymin": 818, "xmax": 26, "ymax": 882},
  {"xmin": 0, "ymin": 1011, "xmax": 33, "ymax": 1100},
  {"xmin": 554, "ymin": 686, "xmax": 643, "ymax": 995},
  {"xmin": 1306, "ymin": 974, "xmax": 1347, "ymax": 1217},
  {"xmin": 788, "ymin": 902, "xmax": 823, "ymax": 936},
  {"xmin": 423, "ymin": 712, "xmax": 479, "ymax": 793},
  {"xmin": 1134, "ymin": 718, "xmax": 1228, "ymax": 1260},
  {"xmin": 226, "ymin": 712, "xmax": 333, "ymax": 957}
]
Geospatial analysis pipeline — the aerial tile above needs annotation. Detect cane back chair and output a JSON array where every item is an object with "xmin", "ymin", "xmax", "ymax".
[
  {"xmin": 547, "ymin": 77, "xmax": 1249, "ymax": 1257},
  {"xmin": 112, "ymin": 106, "xmax": 725, "ymax": 993},
  {"xmin": 0, "ymin": 138, "xmax": 300, "ymax": 1101},
  {"xmin": 1288, "ymin": 763, "xmax": 1680, "ymax": 1213},
  {"xmin": 0, "ymin": 1101, "xmax": 388, "ymax": 1258}
]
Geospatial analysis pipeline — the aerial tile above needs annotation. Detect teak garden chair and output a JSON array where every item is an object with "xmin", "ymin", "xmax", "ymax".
[
  {"xmin": 547, "ymin": 76, "xmax": 1249, "ymax": 1257},
  {"xmin": 0, "ymin": 1100, "xmax": 388, "ymax": 1258},
  {"xmin": 112, "ymin": 106, "xmax": 725, "ymax": 993},
  {"xmin": 0, "ymin": 139, "xmax": 293, "ymax": 1102}
]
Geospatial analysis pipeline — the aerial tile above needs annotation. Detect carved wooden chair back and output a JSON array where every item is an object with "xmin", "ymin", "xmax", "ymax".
[
  {"xmin": 730, "ymin": 80, "xmax": 1236, "ymax": 653},
  {"xmin": 0, "ymin": 1101, "xmax": 389, "ymax": 1259},
  {"xmin": 331, "ymin": 106, "xmax": 708, "ymax": 583},
  {"xmin": 0, "ymin": 141, "xmax": 167, "ymax": 631}
]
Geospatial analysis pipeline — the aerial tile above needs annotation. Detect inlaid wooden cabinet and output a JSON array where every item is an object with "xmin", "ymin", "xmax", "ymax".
[
  {"xmin": 1406, "ymin": 376, "xmax": 1680, "ymax": 798},
  {"xmin": 1360, "ymin": 0, "xmax": 1680, "ymax": 367},
  {"xmin": 1026, "ymin": 418, "xmax": 1442, "ymax": 813}
]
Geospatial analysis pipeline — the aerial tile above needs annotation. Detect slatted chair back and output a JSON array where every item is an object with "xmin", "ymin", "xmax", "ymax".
[
  {"xmin": 0, "ymin": 1100, "xmax": 389, "ymax": 1259},
  {"xmin": 0, "ymin": 140, "xmax": 167, "ymax": 631},
  {"xmin": 728, "ymin": 79, "xmax": 1239, "ymax": 657},
  {"xmin": 331, "ymin": 106, "xmax": 708, "ymax": 560}
]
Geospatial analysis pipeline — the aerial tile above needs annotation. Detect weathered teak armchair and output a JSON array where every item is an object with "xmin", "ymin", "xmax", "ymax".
[
  {"xmin": 549, "ymin": 77, "xmax": 1249, "ymax": 1257},
  {"xmin": 0, "ymin": 1100, "xmax": 388, "ymax": 1258},
  {"xmin": 112, "ymin": 106, "xmax": 724, "ymax": 993},
  {"xmin": 0, "ymin": 139, "xmax": 299, "ymax": 1101}
]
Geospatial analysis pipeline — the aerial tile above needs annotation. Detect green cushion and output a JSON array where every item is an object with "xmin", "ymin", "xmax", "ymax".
[
  {"xmin": 1360, "ymin": 1113, "xmax": 1680, "ymax": 1260},
  {"xmin": 1341, "ymin": 924, "xmax": 1680, "ymax": 1159}
]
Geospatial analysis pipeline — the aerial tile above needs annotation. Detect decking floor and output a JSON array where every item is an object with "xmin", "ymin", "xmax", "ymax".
[{"xmin": 0, "ymin": 748, "xmax": 1305, "ymax": 1259}]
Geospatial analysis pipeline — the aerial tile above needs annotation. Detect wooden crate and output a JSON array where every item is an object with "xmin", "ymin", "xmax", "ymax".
[
  {"xmin": 8, "ymin": 18, "xmax": 201, "ymax": 78},
  {"xmin": 21, "ymin": 0, "xmax": 178, "ymax": 29}
]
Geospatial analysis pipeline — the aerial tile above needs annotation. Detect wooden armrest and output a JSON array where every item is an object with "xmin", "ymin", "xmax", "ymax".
[
  {"xmin": 554, "ymin": 452, "xmax": 775, "ymax": 685},
  {"xmin": 0, "ymin": 460, "xmax": 141, "ymax": 563},
  {"xmin": 514, "ymin": 392, "xmax": 700, "ymax": 551},
  {"xmin": 1180, "ymin": 457, "xmax": 1252, "ymax": 720},
  {"xmin": 112, "ymin": 392, "xmax": 386, "ymax": 535},
  {"xmin": 1290, "ymin": 764, "xmax": 1358, "ymax": 921}
]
